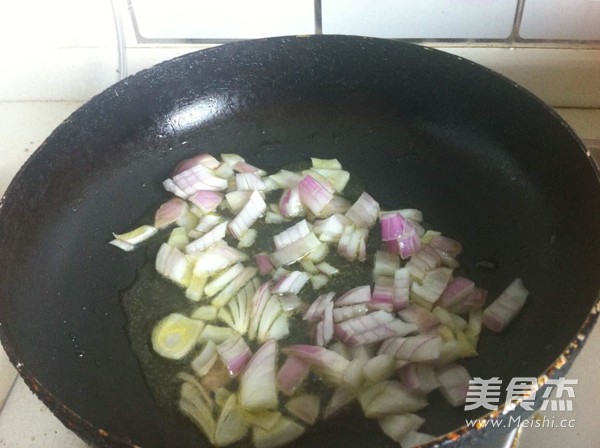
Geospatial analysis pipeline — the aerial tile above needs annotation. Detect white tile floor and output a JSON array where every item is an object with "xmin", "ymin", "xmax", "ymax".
[{"xmin": 0, "ymin": 101, "xmax": 598, "ymax": 447}]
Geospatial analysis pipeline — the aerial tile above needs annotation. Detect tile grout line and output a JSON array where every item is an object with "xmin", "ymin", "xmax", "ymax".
[{"xmin": 0, "ymin": 374, "xmax": 19, "ymax": 416}]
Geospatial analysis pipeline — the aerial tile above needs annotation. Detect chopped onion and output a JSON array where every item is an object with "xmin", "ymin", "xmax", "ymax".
[
  {"xmin": 370, "ymin": 277, "xmax": 395, "ymax": 312},
  {"xmin": 379, "ymin": 335, "xmax": 442, "ymax": 362},
  {"xmin": 430, "ymin": 235, "xmax": 462, "ymax": 257},
  {"xmin": 397, "ymin": 304, "xmax": 441, "ymax": 332},
  {"xmin": 113, "ymin": 225, "xmax": 158, "ymax": 245},
  {"xmin": 410, "ymin": 267, "xmax": 453, "ymax": 310},
  {"xmin": 381, "ymin": 213, "xmax": 421, "ymax": 259},
  {"xmin": 335, "ymin": 285, "xmax": 371, "ymax": 306},
  {"xmin": 154, "ymin": 198, "xmax": 189, "ymax": 229},
  {"xmin": 285, "ymin": 394, "xmax": 320, "ymax": 425},
  {"xmin": 378, "ymin": 414, "xmax": 425, "ymax": 443},
  {"xmin": 225, "ymin": 190, "xmax": 253, "ymax": 213},
  {"xmin": 249, "ymin": 282, "xmax": 273, "ymax": 340},
  {"xmin": 310, "ymin": 168, "xmax": 350, "ymax": 193},
  {"xmin": 311, "ymin": 158, "xmax": 342, "ymax": 169},
  {"xmin": 282, "ymin": 344, "xmax": 350, "ymax": 386},
  {"xmin": 269, "ymin": 169, "xmax": 303, "ymax": 189},
  {"xmin": 252, "ymin": 415, "xmax": 305, "ymax": 448},
  {"xmin": 189, "ymin": 191, "xmax": 223, "ymax": 214},
  {"xmin": 204, "ymin": 263, "xmax": 245, "ymax": 297},
  {"xmin": 163, "ymin": 178, "xmax": 189, "ymax": 199},
  {"xmin": 229, "ymin": 190, "xmax": 266, "ymax": 239},
  {"xmin": 273, "ymin": 219, "xmax": 311, "ymax": 250},
  {"xmin": 156, "ymin": 243, "xmax": 193, "ymax": 287},
  {"xmin": 239, "ymin": 339, "xmax": 278, "ymax": 410},
  {"xmin": 451, "ymin": 286, "xmax": 488, "ymax": 314},
  {"xmin": 238, "ymin": 228, "xmax": 258, "ymax": 248},
  {"xmin": 109, "ymin": 239, "xmax": 135, "ymax": 252},
  {"xmin": 151, "ymin": 313, "xmax": 203, "ymax": 360},
  {"xmin": 211, "ymin": 266, "xmax": 257, "ymax": 308},
  {"xmin": 313, "ymin": 213, "xmax": 351, "ymax": 243},
  {"xmin": 333, "ymin": 304, "xmax": 369, "ymax": 322},
  {"xmin": 173, "ymin": 154, "xmax": 220, "ymax": 174},
  {"xmin": 278, "ymin": 294, "xmax": 304, "ymax": 312},
  {"xmin": 270, "ymin": 232, "xmax": 322, "ymax": 266},
  {"xmin": 483, "ymin": 278, "xmax": 528, "ymax": 332},
  {"xmin": 323, "ymin": 386, "xmax": 356, "ymax": 419},
  {"xmin": 438, "ymin": 276, "xmax": 475, "ymax": 309},
  {"xmin": 334, "ymin": 310, "xmax": 393, "ymax": 342},
  {"xmin": 172, "ymin": 163, "xmax": 228, "ymax": 194},
  {"xmin": 216, "ymin": 335, "xmax": 252, "ymax": 377},
  {"xmin": 236, "ymin": 172, "xmax": 267, "ymax": 191},
  {"xmin": 278, "ymin": 187, "xmax": 304, "ymax": 218},
  {"xmin": 186, "ymin": 276, "xmax": 208, "ymax": 302},
  {"xmin": 255, "ymin": 252, "xmax": 274, "ymax": 275},
  {"xmin": 320, "ymin": 195, "xmax": 351, "ymax": 216},
  {"xmin": 436, "ymin": 363, "xmax": 471, "ymax": 407},
  {"xmin": 273, "ymin": 271, "xmax": 310, "ymax": 295},
  {"xmin": 185, "ymin": 221, "xmax": 228, "ymax": 254},
  {"xmin": 316, "ymin": 261, "xmax": 339, "ymax": 276},
  {"xmin": 168, "ymin": 227, "xmax": 190, "ymax": 250},
  {"xmin": 214, "ymin": 394, "xmax": 250, "ymax": 446},
  {"xmin": 373, "ymin": 250, "xmax": 400, "ymax": 277},
  {"xmin": 194, "ymin": 214, "xmax": 222, "ymax": 233},
  {"xmin": 362, "ymin": 354, "xmax": 396, "ymax": 383},
  {"xmin": 303, "ymin": 292, "xmax": 335, "ymax": 322},
  {"xmin": 179, "ymin": 379, "xmax": 216, "ymax": 444},
  {"xmin": 361, "ymin": 381, "xmax": 428, "ymax": 418},
  {"xmin": 233, "ymin": 161, "xmax": 266, "ymax": 176},
  {"xmin": 193, "ymin": 243, "xmax": 247, "ymax": 277},
  {"xmin": 277, "ymin": 356, "xmax": 310, "ymax": 396},
  {"xmin": 191, "ymin": 340, "xmax": 218, "ymax": 376},
  {"xmin": 310, "ymin": 274, "xmax": 329, "ymax": 290},
  {"xmin": 345, "ymin": 192, "xmax": 380, "ymax": 229},
  {"xmin": 297, "ymin": 175, "xmax": 334, "ymax": 215},
  {"xmin": 399, "ymin": 363, "xmax": 440, "ymax": 394}
]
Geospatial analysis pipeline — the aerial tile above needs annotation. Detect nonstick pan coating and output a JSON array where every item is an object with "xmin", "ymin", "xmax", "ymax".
[{"xmin": 0, "ymin": 36, "xmax": 599, "ymax": 447}]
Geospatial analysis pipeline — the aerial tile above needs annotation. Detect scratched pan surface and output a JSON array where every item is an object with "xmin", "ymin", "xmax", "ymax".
[{"xmin": 0, "ymin": 36, "xmax": 599, "ymax": 447}]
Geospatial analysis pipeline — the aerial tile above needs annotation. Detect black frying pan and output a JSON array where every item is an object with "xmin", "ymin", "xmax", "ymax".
[{"xmin": 0, "ymin": 36, "xmax": 599, "ymax": 448}]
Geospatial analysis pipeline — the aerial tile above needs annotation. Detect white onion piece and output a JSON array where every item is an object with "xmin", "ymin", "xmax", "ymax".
[
  {"xmin": 163, "ymin": 178, "xmax": 189, "ymax": 199},
  {"xmin": 370, "ymin": 277, "xmax": 395, "ymax": 312},
  {"xmin": 319, "ymin": 195, "xmax": 351, "ymax": 217},
  {"xmin": 239, "ymin": 339, "xmax": 278, "ymax": 410},
  {"xmin": 233, "ymin": 161, "xmax": 266, "ymax": 176},
  {"xmin": 216, "ymin": 335, "xmax": 252, "ymax": 377},
  {"xmin": 269, "ymin": 169, "xmax": 303, "ymax": 189},
  {"xmin": 194, "ymin": 214, "xmax": 222, "ymax": 233},
  {"xmin": 204, "ymin": 262, "xmax": 245, "ymax": 297},
  {"xmin": 393, "ymin": 268, "xmax": 411, "ymax": 311},
  {"xmin": 297, "ymin": 175, "xmax": 334, "ymax": 215},
  {"xmin": 273, "ymin": 271, "xmax": 310, "ymax": 295},
  {"xmin": 278, "ymin": 294, "xmax": 303, "ymax": 312},
  {"xmin": 255, "ymin": 252, "xmax": 274, "ymax": 275},
  {"xmin": 379, "ymin": 335, "xmax": 442, "ymax": 362},
  {"xmin": 224, "ymin": 280, "xmax": 255, "ymax": 335},
  {"xmin": 323, "ymin": 386, "xmax": 356, "ymax": 419},
  {"xmin": 256, "ymin": 297, "xmax": 284, "ymax": 342},
  {"xmin": 229, "ymin": 190, "xmax": 266, "ymax": 239},
  {"xmin": 113, "ymin": 225, "xmax": 158, "ymax": 245},
  {"xmin": 410, "ymin": 267, "xmax": 453, "ymax": 310},
  {"xmin": 236, "ymin": 172, "xmax": 267, "ymax": 191},
  {"xmin": 362, "ymin": 381, "xmax": 428, "ymax": 418},
  {"xmin": 430, "ymin": 235, "xmax": 463, "ymax": 257},
  {"xmin": 154, "ymin": 198, "xmax": 189, "ymax": 229},
  {"xmin": 335, "ymin": 285, "xmax": 371, "ymax": 306},
  {"xmin": 436, "ymin": 363, "xmax": 471, "ymax": 407},
  {"xmin": 451, "ymin": 286, "xmax": 488, "ymax": 314},
  {"xmin": 238, "ymin": 228, "xmax": 257, "ymax": 248},
  {"xmin": 225, "ymin": 190, "xmax": 253, "ymax": 213},
  {"xmin": 249, "ymin": 282, "xmax": 273, "ymax": 340},
  {"xmin": 400, "ymin": 431, "xmax": 436, "ymax": 448},
  {"xmin": 185, "ymin": 221, "xmax": 228, "ymax": 254},
  {"xmin": 345, "ymin": 191, "xmax": 380, "ymax": 229},
  {"xmin": 311, "ymin": 158, "xmax": 342, "ymax": 169},
  {"xmin": 378, "ymin": 414, "xmax": 425, "ymax": 443},
  {"xmin": 282, "ymin": 344, "xmax": 350, "ymax": 386},
  {"xmin": 211, "ymin": 266, "xmax": 257, "ymax": 308},
  {"xmin": 373, "ymin": 250, "xmax": 400, "ymax": 277},
  {"xmin": 438, "ymin": 276, "xmax": 475, "ymax": 309},
  {"xmin": 214, "ymin": 394, "xmax": 250, "ymax": 446},
  {"xmin": 303, "ymin": 292, "xmax": 335, "ymax": 322},
  {"xmin": 278, "ymin": 187, "xmax": 304, "ymax": 218},
  {"xmin": 334, "ymin": 310, "xmax": 393, "ymax": 342},
  {"xmin": 252, "ymin": 415, "xmax": 305, "ymax": 448},
  {"xmin": 399, "ymin": 364, "xmax": 440, "ymax": 394},
  {"xmin": 273, "ymin": 219, "xmax": 311, "ymax": 250},
  {"xmin": 191, "ymin": 340, "xmax": 218, "ymax": 377},
  {"xmin": 173, "ymin": 154, "xmax": 220, "ymax": 174},
  {"xmin": 285, "ymin": 394, "xmax": 320, "ymax": 425},
  {"xmin": 333, "ymin": 304, "xmax": 369, "ymax": 323},
  {"xmin": 109, "ymin": 239, "xmax": 135, "ymax": 252},
  {"xmin": 179, "ymin": 380, "xmax": 216, "ymax": 444},
  {"xmin": 362, "ymin": 354, "xmax": 396, "ymax": 383},
  {"xmin": 156, "ymin": 243, "xmax": 193, "ymax": 287},
  {"xmin": 192, "ymin": 243, "xmax": 247, "ymax": 277},
  {"xmin": 321, "ymin": 302, "xmax": 334, "ymax": 346},
  {"xmin": 483, "ymin": 278, "xmax": 528, "ymax": 332},
  {"xmin": 313, "ymin": 213, "xmax": 351, "ymax": 243},
  {"xmin": 397, "ymin": 304, "xmax": 441, "ymax": 332},
  {"xmin": 172, "ymin": 163, "xmax": 228, "ymax": 194},
  {"xmin": 310, "ymin": 168, "xmax": 350, "ymax": 193},
  {"xmin": 276, "ymin": 356, "xmax": 310, "ymax": 396},
  {"xmin": 342, "ymin": 358, "xmax": 367, "ymax": 388},
  {"xmin": 270, "ymin": 232, "xmax": 321, "ymax": 266},
  {"xmin": 189, "ymin": 191, "xmax": 223, "ymax": 214},
  {"xmin": 316, "ymin": 262, "xmax": 339, "ymax": 276},
  {"xmin": 344, "ymin": 320, "xmax": 418, "ymax": 347},
  {"xmin": 221, "ymin": 153, "xmax": 245, "ymax": 166}
]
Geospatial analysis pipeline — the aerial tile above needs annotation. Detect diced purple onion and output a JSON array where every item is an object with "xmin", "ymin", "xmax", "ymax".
[
  {"xmin": 189, "ymin": 191, "xmax": 223, "ymax": 214},
  {"xmin": 482, "ymin": 278, "xmax": 528, "ymax": 333},
  {"xmin": 272, "ymin": 271, "xmax": 310, "ymax": 295},
  {"xmin": 430, "ymin": 235, "xmax": 463, "ymax": 258},
  {"xmin": 378, "ymin": 335, "xmax": 442, "ymax": 362},
  {"xmin": 303, "ymin": 292, "xmax": 335, "ymax": 322},
  {"xmin": 345, "ymin": 192, "xmax": 380, "ymax": 229},
  {"xmin": 173, "ymin": 153, "xmax": 220, "ymax": 175},
  {"xmin": 229, "ymin": 190, "xmax": 266, "ymax": 239},
  {"xmin": 236, "ymin": 173, "xmax": 267, "ymax": 191},
  {"xmin": 154, "ymin": 198, "xmax": 189, "ymax": 229},
  {"xmin": 297, "ymin": 175, "xmax": 334, "ymax": 215},
  {"xmin": 335, "ymin": 285, "xmax": 371, "ymax": 307},
  {"xmin": 436, "ymin": 363, "xmax": 471, "ymax": 407},
  {"xmin": 216, "ymin": 335, "xmax": 252, "ymax": 377},
  {"xmin": 273, "ymin": 220, "xmax": 311, "ymax": 250},
  {"xmin": 438, "ymin": 276, "xmax": 475, "ymax": 309},
  {"xmin": 279, "ymin": 187, "xmax": 305, "ymax": 218},
  {"xmin": 255, "ymin": 252, "xmax": 274, "ymax": 275},
  {"xmin": 172, "ymin": 163, "xmax": 228, "ymax": 194}
]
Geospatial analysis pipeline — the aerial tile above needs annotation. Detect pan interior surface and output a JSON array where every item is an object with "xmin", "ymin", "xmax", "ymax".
[{"xmin": 0, "ymin": 36, "xmax": 598, "ymax": 447}]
